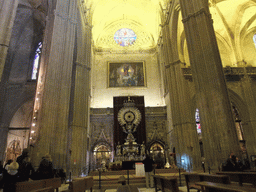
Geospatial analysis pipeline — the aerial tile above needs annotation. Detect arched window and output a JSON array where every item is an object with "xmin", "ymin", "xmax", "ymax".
[
  {"xmin": 253, "ymin": 34, "xmax": 256, "ymax": 48},
  {"xmin": 31, "ymin": 42, "xmax": 42, "ymax": 80},
  {"xmin": 195, "ymin": 108, "xmax": 204, "ymax": 157},
  {"xmin": 232, "ymin": 104, "xmax": 244, "ymax": 141},
  {"xmin": 231, "ymin": 104, "xmax": 248, "ymax": 157},
  {"xmin": 195, "ymin": 108, "xmax": 202, "ymax": 140},
  {"xmin": 114, "ymin": 28, "xmax": 137, "ymax": 47}
]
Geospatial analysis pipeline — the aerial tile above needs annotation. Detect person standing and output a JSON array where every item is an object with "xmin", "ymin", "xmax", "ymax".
[
  {"xmin": 16, "ymin": 148, "xmax": 35, "ymax": 181},
  {"xmin": 16, "ymin": 148, "xmax": 29, "ymax": 165},
  {"xmin": 2, "ymin": 161, "xmax": 19, "ymax": 192},
  {"xmin": 140, "ymin": 142, "xmax": 145, "ymax": 157},
  {"xmin": 142, "ymin": 154, "xmax": 155, "ymax": 188}
]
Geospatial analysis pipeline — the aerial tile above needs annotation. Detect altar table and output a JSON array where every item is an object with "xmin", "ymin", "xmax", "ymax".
[{"xmin": 135, "ymin": 162, "xmax": 145, "ymax": 176}]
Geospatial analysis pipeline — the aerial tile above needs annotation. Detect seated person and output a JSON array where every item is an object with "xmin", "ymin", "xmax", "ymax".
[
  {"xmin": 117, "ymin": 176, "xmax": 140, "ymax": 192},
  {"xmin": 222, "ymin": 153, "xmax": 241, "ymax": 171}
]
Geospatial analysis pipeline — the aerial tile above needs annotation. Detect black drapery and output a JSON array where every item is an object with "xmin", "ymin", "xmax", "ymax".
[{"xmin": 113, "ymin": 96, "xmax": 146, "ymax": 150}]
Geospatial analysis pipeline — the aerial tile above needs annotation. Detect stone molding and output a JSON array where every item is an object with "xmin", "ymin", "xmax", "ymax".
[{"xmin": 183, "ymin": 67, "xmax": 256, "ymax": 81}]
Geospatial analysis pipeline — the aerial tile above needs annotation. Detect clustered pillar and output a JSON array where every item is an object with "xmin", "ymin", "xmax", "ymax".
[
  {"xmin": 30, "ymin": 0, "xmax": 90, "ymax": 177},
  {"xmin": 158, "ymin": 4, "xmax": 202, "ymax": 170},
  {"xmin": 179, "ymin": 0, "xmax": 240, "ymax": 169}
]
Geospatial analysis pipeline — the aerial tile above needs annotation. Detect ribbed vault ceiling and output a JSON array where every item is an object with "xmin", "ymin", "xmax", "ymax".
[
  {"xmin": 83, "ymin": 0, "xmax": 256, "ymax": 53},
  {"xmin": 86, "ymin": 0, "xmax": 166, "ymax": 50}
]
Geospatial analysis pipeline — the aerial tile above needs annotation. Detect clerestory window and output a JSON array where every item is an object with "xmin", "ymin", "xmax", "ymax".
[{"xmin": 31, "ymin": 42, "xmax": 42, "ymax": 80}]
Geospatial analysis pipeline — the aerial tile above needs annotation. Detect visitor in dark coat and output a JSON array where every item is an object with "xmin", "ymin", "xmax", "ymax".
[
  {"xmin": 36, "ymin": 154, "xmax": 55, "ymax": 179},
  {"xmin": 3, "ymin": 161, "xmax": 19, "ymax": 192},
  {"xmin": 143, "ymin": 154, "xmax": 155, "ymax": 188},
  {"xmin": 2, "ymin": 159, "xmax": 13, "ymax": 181},
  {"xmin": 16, "ymin": 148, "xmax": 35, "ymax": 181},
  {"xmin": 18, "ymin": 157, "xmax": 35, "ymax": 181},
  {"xmin": 16, "ymin": 148, "xmax": 29, "ymax": 165},
  {"xmin": 222, "ymin": 153, "xmax": 240, "ymax": 171}
]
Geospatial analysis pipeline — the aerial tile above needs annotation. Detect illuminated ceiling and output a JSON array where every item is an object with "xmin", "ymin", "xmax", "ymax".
[
  {"xmin": 83, "ymin": 0, "xmax": 256, "ymax": 54},
  {"xmin": 85, "ymin": 0, "xmax": 168, "ymax": 51}
]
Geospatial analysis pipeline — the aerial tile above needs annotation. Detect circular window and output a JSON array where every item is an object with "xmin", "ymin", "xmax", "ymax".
[{"xmin": 114, "ymin": 28, "xmax": 137, "ymax": 47}]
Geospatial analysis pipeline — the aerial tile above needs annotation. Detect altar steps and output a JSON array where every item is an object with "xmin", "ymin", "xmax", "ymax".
[
  {"xmin": 89, "ymin": 168, "xmax": 186, "ymax": 191},
  {"xmin": 89, "ymin": 168, "xmax": 184, "ymax": 176}
]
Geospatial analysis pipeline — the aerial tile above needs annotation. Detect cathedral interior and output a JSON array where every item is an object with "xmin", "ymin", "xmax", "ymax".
[{"xmin": 1, "ymin": 0, "xmax": 256, "ymax": 177}]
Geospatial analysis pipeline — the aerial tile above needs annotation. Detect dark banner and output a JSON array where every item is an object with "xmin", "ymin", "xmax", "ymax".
[{"xmin": 113, "ymin": 96, "xmax": 146, "ymax": 150}]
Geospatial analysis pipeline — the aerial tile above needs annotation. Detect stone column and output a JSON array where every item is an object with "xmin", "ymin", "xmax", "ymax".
[
  {"xmin": 240, "ymin": 71, "xmax": 256, "ymax": 158},
  {"xmin": 162, "ymin": 21, "xmax": 201, "ymax": 169},
  {"xmin": 0, "ymin": 0, "xmax": 19, "ymax": 81},
  {"xmin": 30, "ymin": 0, "xmax": 78, "ymax": 172},
  {"xmin": 179, "ymin": 0, "xmax": 240, "ymax": 169},
  {"xmin": 69, "ymin": 8, "xmax": 92, "ymax": 175}
]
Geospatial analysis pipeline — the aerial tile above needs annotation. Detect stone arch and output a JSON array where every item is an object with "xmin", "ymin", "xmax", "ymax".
[
  {"xmin": 170, "ymin": 3, "xmax": 181, "ymax": 60},
  {"xmin": 4, "ymin": 99, "xmax": 34, "ymax": 162},
  {"xmin": 147, "ymin": 139, "xmax": 166, "ymax": 168},
  {"xmin": 215, "ymin": 32, "xmax": 236, "ymax": 67},
  {"xmin": 91, "ymin": 141, "xmax": 113, "ymax": 171},
  {"xmin": 228, "ymin": 89, "xmax": 252, "ymax": 137},
  {"xmin": 91, "ymin": 141, "xmax": 112, "ymax": 152},
  {"xmin": 3, "ymin": 93, "xmax": 35, "ymax": 128},
  {"xmin": 241, "ymin": 26, "xmax": 256, "ymax": 66},
  {"xmin": 191, "ymin": 88, "xmax": 251, "ymax": 130}
]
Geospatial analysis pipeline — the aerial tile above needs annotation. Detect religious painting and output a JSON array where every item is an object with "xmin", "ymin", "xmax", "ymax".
[{"xmin": 108, "ymin": 62, "xmax": 146, "ymax": 88}]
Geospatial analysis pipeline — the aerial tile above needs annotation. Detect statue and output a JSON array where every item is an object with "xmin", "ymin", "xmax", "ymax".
[
  {"xmin": 140, "ymin": 141, "xmax": 145, "ymax": 156},
  {"xmin": 116, "ymin": 142, "xmax": 122, "ymax": 156},
  {"xmin": 101, "ymin": 158, "xmax": 107, "ymax": 171},
  {"xmin": 169, "ymin": 153, "xmax": 177, "ymax": 168}
]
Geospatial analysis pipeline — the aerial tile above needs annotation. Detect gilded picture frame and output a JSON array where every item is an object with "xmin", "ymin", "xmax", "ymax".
[{"xmin": 108, "ymin": 62, "xmax": 146, "ymax": 88}]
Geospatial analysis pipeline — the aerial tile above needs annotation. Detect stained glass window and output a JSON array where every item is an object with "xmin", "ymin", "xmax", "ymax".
[
  {"xmin": 195, "ymin": 108, "xmax": 201, "ymax": 136},
  {"xmin": 31, "ymin": 42, "xmax": 42, "ymax": 80},
  {"xmin": 114, "ymin": 28, "xmax": 137, "ymax": 47},
  {"xmin": 254, "ymin": 34, "xmax": 256, "ymax": 48}
]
